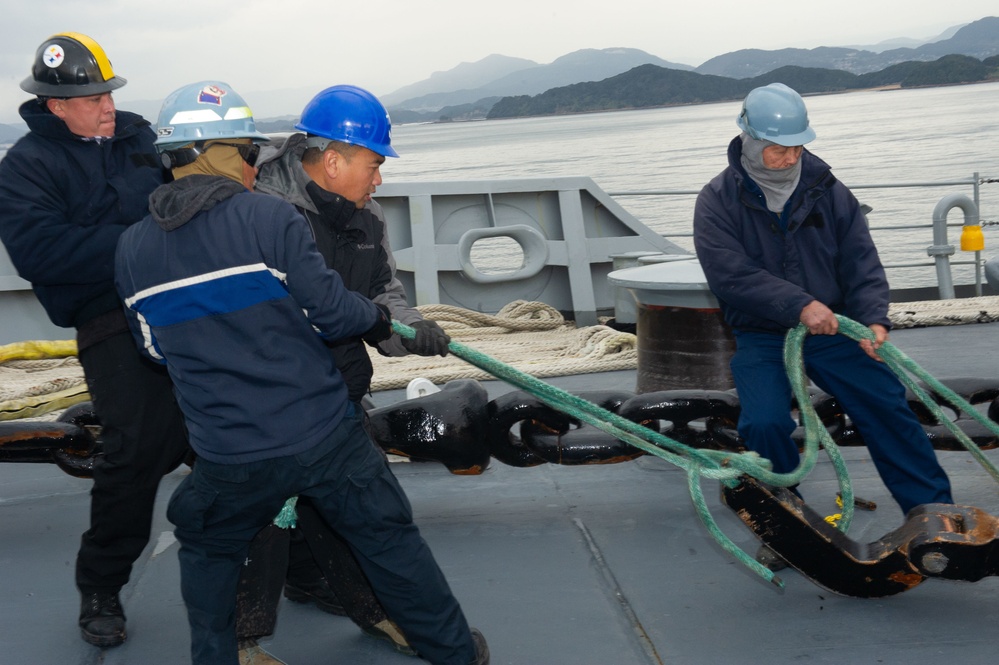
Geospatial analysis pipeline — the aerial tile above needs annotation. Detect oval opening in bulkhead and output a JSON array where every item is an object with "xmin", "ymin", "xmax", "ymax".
[
  {"xmin": 468, "ymin": 236, "xmax": 525, "ymax": 275},
  {"xmin": 456, "ymin": 225, "xmax": 550, "ymax": 284}
]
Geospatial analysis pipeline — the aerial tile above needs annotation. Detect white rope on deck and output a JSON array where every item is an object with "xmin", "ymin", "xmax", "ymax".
[
  {"xmin": 888, "ymin": 295, "xmax": 999, "ymax": 328},
  {"xmin": 0, "ymin": 355, "xmax": 88, "ymax": 421},
  {"xmin": 369, "ymin": 301, "xmax": 637, "ymax": 391},
  {"xmin": 0, "ymin": 301, "xmax": 637, "ymax": 420}
]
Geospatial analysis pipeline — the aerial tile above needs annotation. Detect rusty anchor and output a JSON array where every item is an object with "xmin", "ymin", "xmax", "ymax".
[{"xmin": 722, "ymin": 475, "xmax": 999, "ymax": 597}]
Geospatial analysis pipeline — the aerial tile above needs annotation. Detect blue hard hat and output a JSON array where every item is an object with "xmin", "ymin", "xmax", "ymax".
[
  {"xmin": 154, "ymin": 81, "xmax": 269, "ymax": 150},
  {"xmin": 295, "ymin": 85, "xmax": 398, "ymax": 158},
  {"xmin": 736, "ymin": 83, "xmax": 816, "ymax": 146}
]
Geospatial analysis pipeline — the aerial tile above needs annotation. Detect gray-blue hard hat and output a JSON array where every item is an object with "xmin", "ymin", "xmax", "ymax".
[
  {"xmin": 736, "ymin": 83, "xmax": 816, "ymax": 146},
  {"xmin": 154, "ymin": 81, "xmax": 268, "ymax": 151}
]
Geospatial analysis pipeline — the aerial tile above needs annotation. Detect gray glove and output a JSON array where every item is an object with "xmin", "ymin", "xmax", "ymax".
[{"xmin": 401, "ymin": 319, "xmax": 451, "ymax": 357}]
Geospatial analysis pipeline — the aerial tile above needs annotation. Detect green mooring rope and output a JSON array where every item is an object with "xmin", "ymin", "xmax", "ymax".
[{"xmin": 392, "ymin": 316, "xmax": 999, "ymax": 587}]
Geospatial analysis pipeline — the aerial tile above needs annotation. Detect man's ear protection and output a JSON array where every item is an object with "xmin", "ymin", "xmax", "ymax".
[{"xmin": 160, "ymin": 147, "xmax": 201, "ymax": 170}]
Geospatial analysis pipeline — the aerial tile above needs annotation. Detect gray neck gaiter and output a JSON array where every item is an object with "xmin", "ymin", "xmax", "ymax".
[{"xmin": 739, "ymin": 132, "xmax": 801, "ymax": 214}]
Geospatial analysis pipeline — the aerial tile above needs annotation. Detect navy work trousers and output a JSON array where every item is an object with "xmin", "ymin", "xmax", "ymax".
[
  {"xmin": 76, "ymin": 330, "xmax": 190, "ymax": 592},
  {"xmin": 235, "ymin": 402, "xmax": 392, "ymax": 640},
  {"xmin": 730, "ymin": 331, "xmax": 953, "ymax": 515},
  {"xmin": 168, "ymin": 406, "xmax": 474, "ymax": 665}
]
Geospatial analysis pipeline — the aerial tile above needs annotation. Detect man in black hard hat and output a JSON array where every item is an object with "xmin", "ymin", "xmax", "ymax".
[{"xmin": 0, "ymin": 33, "xmax": 190, "ymax": 648}]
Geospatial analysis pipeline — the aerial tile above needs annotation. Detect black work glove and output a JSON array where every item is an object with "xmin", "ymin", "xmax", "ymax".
[
  {"xmin": 362, "ymin": 303, "xmax": 393, "ymax": 345},
  {"xmin": 401, "ymin": 319, "xmax": 451, "ymax": 357}
]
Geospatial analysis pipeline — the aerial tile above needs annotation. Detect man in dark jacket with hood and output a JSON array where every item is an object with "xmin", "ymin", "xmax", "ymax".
[
  {"xmin": 693, "ymin": 84, "xmax": 953, "ymax": 567},
  {"xmin": 115, "ymin": 80, "xmax": 487, "ymax": 665},
  {"xmin": 0, "ymin": 33, "xmax": 189, "ymax": 648}
]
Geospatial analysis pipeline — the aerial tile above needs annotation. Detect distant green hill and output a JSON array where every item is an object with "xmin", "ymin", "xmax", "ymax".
[{"xmin": 488, "ymin": 55, "xmax": 999, "ymax": 119}]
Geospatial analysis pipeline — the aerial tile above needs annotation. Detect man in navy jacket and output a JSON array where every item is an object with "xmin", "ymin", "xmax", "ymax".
[
  {"xmin": 115, "ymin": 80, "xmax": 487, "ymax": 665},
  {"xmin": 693, "ymin": 84, "xmax": 952, "ymax": 557},
  {"xmin": 0, "ymin": 33, "xmax": 189, "ymax": 648}
]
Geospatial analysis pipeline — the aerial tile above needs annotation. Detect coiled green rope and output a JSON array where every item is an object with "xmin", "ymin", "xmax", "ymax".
[
  {"xmin": 394, "ymin": 316, "xmax": 999, "ymax": 587},
  {"xmin": 806, "ymin": 317, "xmax": 999, "ymax": 533},
  {"xmin": 394, "ymin": 321, "xmax": 785, "ymax": 584}
]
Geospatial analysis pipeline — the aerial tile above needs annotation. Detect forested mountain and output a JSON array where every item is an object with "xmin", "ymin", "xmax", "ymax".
[
  {"xmin": 384, "ymin": 48, "xmax": 692, "ymax": 113},
  {"xmin": 697, "ymin": 17, "xmax": 999, "ymax": 77},
  {"xmin": 488, "ymin": 55, "xmax": 999, "ymax": 119}
]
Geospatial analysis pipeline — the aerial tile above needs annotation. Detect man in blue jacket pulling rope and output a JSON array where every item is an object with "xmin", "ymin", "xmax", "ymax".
[
  {"xmin": 693, "ymin": 83, "xmax": 953, "ymax": 569},
  {"xmin": 115, "ymin": 80, "xmax": 487, "ymax": 665}
]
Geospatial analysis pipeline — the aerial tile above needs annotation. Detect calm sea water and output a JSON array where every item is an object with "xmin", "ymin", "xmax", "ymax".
[
  {"xmin": 3, "ymin": 83, "xmax": 996, "ymax": 289},
  {"xmin": 385, "ymin": 81, "xmax": 999, "ymax": 290}
]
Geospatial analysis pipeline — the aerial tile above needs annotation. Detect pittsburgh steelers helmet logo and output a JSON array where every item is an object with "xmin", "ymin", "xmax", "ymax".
[{"xmin": 43, "ymin": 44, "xmax": 65, "ymax": 68}]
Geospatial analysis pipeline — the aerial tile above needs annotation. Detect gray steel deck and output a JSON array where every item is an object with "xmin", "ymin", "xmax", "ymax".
[{"xmin": 2, "ymin": 323, "xmax": 999, "ymax": 664}]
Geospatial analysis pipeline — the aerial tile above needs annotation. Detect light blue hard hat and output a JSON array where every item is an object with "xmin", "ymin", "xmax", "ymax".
[
  {"xmin": 154, "ymin": 80, "xmax": 269, "ymax": 151},
  {"xmin": 736, "ymin": 82, "xmax": 816, "ymax": 147},
  {"xmin": 295, "ymin": 84, "xmax": 399, "ymax": 158}
]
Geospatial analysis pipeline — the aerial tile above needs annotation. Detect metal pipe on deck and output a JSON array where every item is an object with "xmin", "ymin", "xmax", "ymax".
[{"xmin": 928, "ymin": 194, "xmax": 979, "ymax": 300}]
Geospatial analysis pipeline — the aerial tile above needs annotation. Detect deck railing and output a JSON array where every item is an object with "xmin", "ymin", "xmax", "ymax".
[{"xmin": 608, "ymin": 173, "xmax": 998, "ymax": 299}]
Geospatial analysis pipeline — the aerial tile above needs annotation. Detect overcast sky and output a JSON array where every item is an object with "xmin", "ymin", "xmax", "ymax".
[{"xmin": 1, "ymin": 1, "xmax": 995, "ymax": 124}]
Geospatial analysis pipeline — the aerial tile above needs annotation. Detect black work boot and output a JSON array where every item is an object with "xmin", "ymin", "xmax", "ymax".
[
  {"xmin": 79, "ymin": 590, "xmax": 126, "ymax": 647},
  {"xmin": 470, "ymin": 628, "xmax": 489, "ymax": 665}
]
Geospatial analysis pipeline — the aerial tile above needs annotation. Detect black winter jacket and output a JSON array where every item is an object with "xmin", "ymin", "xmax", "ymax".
[
  {"xmin": 0, "ymin": 100, "xmax": 164, "ymax": 329},
  {"xmin": 255, "ymin": 133, "xmax": 423, "ymax": 402},
  {"xmin": 304, "ymin": 181, "xmax": 394, "ymax": 401}
]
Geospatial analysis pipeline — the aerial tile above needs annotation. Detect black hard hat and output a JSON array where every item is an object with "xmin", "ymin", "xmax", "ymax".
[{"xmin": 20, "ymin": 32, "xmax": 127, "ymax": 97}]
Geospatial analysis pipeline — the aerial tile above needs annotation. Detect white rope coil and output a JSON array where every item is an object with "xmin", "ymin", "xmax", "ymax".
[
  {"xmin": 370, "ymin": 301, "xmax": 637, "ymax": 391},
  {"xmin": 888, "ymin": 296, "xmax": 999, "ymax": 328}
]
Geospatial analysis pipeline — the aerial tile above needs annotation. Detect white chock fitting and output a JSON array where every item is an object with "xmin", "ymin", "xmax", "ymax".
[{"xmin": 406, "ymin": 377, "xmax": 441, "ymax": 399}]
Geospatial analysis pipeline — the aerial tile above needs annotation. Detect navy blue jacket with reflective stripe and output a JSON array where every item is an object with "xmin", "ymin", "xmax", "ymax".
[{"xmin": 115, "ymin": 185, "xmax": 380, "ymax": 464}]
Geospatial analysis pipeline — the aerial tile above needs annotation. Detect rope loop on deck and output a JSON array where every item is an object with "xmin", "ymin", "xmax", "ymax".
[{"xmin": 418, "ymin": 300, "xmax": 565, "ymax": 333}]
